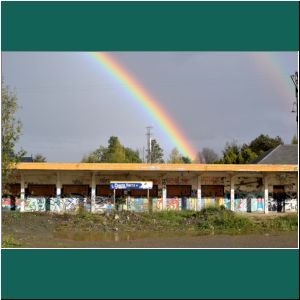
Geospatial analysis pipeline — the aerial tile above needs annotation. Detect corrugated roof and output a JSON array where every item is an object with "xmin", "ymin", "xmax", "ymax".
[
  {"xmin": 16, "ymin": 162, "xmax": 298, "ymax": 172},
  {"xmin": 250, "ymin": 145, "xmax": 298, "ymax": 165}
]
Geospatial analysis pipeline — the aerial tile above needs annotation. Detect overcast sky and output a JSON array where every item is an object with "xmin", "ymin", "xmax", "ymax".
[{"xmin": 2, "ymin": 52, "xmax": 298, "ymax": 162}]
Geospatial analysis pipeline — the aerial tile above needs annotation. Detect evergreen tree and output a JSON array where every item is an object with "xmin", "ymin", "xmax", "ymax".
[
  {"xmin": 248, "ymin": 134, "xmax": 283, "ymax": 155},
  {"xmin": 146, "ymin": 139, "xmax": 164, "ymax": 163}
]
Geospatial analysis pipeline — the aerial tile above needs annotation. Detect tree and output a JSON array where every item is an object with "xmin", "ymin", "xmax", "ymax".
[
  {"xmin": 32, "ymin": 153, "xmax": 47, "ymax": 162},
  {"xmin": 182, "ymin": 156, "xmax": 192, "ymax": 164},
  {"xmin": 146, "ymin": 139, "xmax": 164, "ymax": 163},
  {"xmin": 201, "ymin": 147, "xmax": 219, "ymax": 163},
  {"xmin": 106, "ymin": 136, "xmax": 126, "ymax": 162},
  {"xmin": 217, "ymin": 140, "xmax": 242, "ymax": 164},
  {"xmin": 248, "ymin": 134, "xmax": 283, "ymax": 155},
  {"xmin": 81, "ymin": 136, "xmax": 142, "ymax": 163},
  {"xmin": 193, "ymin": 151, "xmax": 205, "ymax": 163},
  {"xmin": 167, "ymin": 148, "xmax": 184, "ymax": 163},
  {"xmin": 291, "ymin": 135, "xmax": 298, "ymax": 144},
  {"xmin": 82, "ymin": 146, "xmax": 108, "ymax": 162},
  {"xmin": 1, "ymin": 83, "xmax": 25, "ymax": 193},
  {"xmin": 124, "ymin": 147, "xmax": 142, "ymax": 163},
  {"xmin": 240, "ymin": 145, "xmax": 257, "ymax": 163},
  {"xmin": 215, "ymin": 140, "xmax": 256, "ymax": 164}
]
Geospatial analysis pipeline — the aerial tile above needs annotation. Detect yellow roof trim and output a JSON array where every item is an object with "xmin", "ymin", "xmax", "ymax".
[{"xmin": 15, "ymin": 163, "xmax": 298, "ymax": 172}]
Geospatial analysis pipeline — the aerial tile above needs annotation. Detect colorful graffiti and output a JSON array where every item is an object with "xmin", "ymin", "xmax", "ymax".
[
  {"xmin": 224, "ymin": 194, "xmax": 231, "ymax": 210},
  {"xmin": 166, "ymin": 198, "xmax": 182, "ymax": 210},
  {"xmin": 24, "ymin": 197, "xmax": 46, "ymax": 212},
  {"xmin": 202, "ymin": 197, "xmax": 225, "ymax": 209},
  {"xmin": 2, "ymin": 197, "xmax": 22, "ymax": 211},
  {"xmin": 127, "ymin": 197, "xmax": 149, "ymax": 212},
  {"xmin": 181, "ymin": 197, "xmax": 197, "ymax": 210},
  {"xmin": 234, "ymin": 192, "xmax": 264, "ymax": 212},
  {"xmin": 94, "ymin": 196, "xmax": 114, "ymax": 213},
  {"xmin": 152, "ymin": 198, "xmax": 163, "ymax": 211}
]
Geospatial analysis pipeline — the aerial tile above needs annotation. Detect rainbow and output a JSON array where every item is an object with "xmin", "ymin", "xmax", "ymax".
[
  {"xmin": 90, "ymin": 52, "xmax": 197, "ymax": 159},
  {"xmin": 249, "ymin": 52, "xmax": 296, "ymax": 105}
]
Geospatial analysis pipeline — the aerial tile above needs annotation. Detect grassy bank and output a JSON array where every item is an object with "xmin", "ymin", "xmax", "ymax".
[{"xmin": 2, "ymin": 207, "xmax": 298, "ymax": 247}]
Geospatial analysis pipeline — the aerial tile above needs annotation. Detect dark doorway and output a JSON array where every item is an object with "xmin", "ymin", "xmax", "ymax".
[{"xmin": 273, "ymin": 185, "xmax": 285, "ymax": 212}]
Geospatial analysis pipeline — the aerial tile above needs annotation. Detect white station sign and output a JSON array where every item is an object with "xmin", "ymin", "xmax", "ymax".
[{"xmin": 110, "ymin": 181, "xmax": 153, "ymax": 190}]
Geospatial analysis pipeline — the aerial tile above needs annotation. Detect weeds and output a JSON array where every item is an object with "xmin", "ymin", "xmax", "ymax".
[
  {"xmin": 2, "ymin": 208, "xmax": 298, "ymax": 239},
  {"xmin": 2, "ymin": 235, "xmax": 22, "ymax": 248}
]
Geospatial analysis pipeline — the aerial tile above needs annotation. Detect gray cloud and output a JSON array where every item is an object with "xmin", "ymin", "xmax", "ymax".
[{"xmin": 2, "ymin": 52, "xmax": 298, "ymax": 161}]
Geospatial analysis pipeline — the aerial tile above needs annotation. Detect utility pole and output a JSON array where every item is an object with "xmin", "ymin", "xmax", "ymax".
[
  {"xmin": 146, "ymin": 126, "xmax": 153, "ymax": 163},
  {"xmin": 142, "ymin": 146, "xmax": 145, "ymax": 163},
  {"xmin": 291, "ymin": 71, "xmax": 298, "ymax": 139}
]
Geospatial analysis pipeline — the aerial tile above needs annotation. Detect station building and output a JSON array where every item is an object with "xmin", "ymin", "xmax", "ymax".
[{"xmin": 2, "ymin": 162, "xmax": 298, "ymax": 214}]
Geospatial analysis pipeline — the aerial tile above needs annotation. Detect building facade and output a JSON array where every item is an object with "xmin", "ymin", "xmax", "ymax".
[{"xmin": 2, "ymin": 163, "xmax": 298, "ymax": 214}]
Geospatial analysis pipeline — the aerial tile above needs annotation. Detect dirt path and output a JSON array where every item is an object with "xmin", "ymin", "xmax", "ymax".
[{"xmin": 6, "ymin": 230, "xmax": 298, "ymax": 248}]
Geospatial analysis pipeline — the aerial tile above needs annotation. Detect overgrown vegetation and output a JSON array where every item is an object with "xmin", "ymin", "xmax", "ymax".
[
  {"xmin": 2, "ymin": 234, "xmax": 22, "ymax": 247},
  {"xmin": 1, "ymin": 82, "xmax": 26, "ymax": 193},
  {"xmin": 2, "ymin": 208, "xmax": 298, "ymax": 237}
]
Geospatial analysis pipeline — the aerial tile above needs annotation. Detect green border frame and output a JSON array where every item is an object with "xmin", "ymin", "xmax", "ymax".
[
  {"xmin": 1, "ymin": 1, "xmax": 299, "ymax": 51},
  {"xmin": 1, "ymin": 1, "xmax": 299, "ymax": 299}
]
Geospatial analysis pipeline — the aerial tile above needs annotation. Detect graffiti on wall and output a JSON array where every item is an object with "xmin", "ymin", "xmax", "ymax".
[
  {"xmin": 284, "ymin": 192, "xmax": 298, "ymax": 211},
  {"xmin": 24, "ymin": 197, "xmax": 46, "ymax": 212},
  {"xmin": 182, "ymin": 197, "xmax": 197, "ymax": 210},
  {"xmin": 127, "ymin": 197, "xmax": 149, "ymax": 212},
  {"xmin": 62, "ymin": 197, "xmax": 79, "ymax": 212},
  {"xmin": 224, "ymin": 194, "xmax": 231, "ymax": 210},
  {"xmin": 234, "ymin": 192, "xmax": 264, "ymax": 212},
  {"xmin": 152, "ymin": 198, "xmax": 163, "ymax": 211},
  {"xmin": 1, "ymin": 197, "xmax": 22, "ymax": 211},
  {"xmin": 268, "ymin": 192, "xmax": 297, "ymax": 212},
  {"xmin": 201, "ymin": 197, "xmax": 225, "ymax": 209},
  {"xmin": 94, "ymin": 196, "xmax": 114, "ymax": 212},
  {"xmin": 166, "ymin": 198, "xmax": 182, "ymax": 210},
  {"xmin": 49, "ymin": 197, "xmax": 62, "ymax": 212}
]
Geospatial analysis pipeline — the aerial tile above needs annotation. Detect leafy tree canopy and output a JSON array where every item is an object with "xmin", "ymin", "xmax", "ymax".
[
  {"xmin": 200, "ymin": 147, "xmax": 219, "ymax": 163},
  {"xmin": 81, "ymin": 136, "xmax": 142, "ymax": 163},
  {"xmin": 1, "ymin": 82, "xmax": 26, "ymax": 192},
  {"xmin": 167, "ymin": 148, "xmax": 184, "ymax": 163},
  {"xmin": 248, "ymin": 134, "xmax": 283, "ymax": 155},
  {"xmin": 216, "ymin": 134, "xmax": 283, "ymax": 164}
]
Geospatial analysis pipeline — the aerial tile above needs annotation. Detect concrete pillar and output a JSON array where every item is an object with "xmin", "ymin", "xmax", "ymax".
[
  {"xmin": 91, "ymin": 173, "xmax": 96, "ymax": 213},
  {"xmin": 264, "ymin": 175, "xmax": 269, "ymax": 214},
  {"xmin": 147, "ymin": 189, "xmax": 151, "ymax": 212},
  {"xmin": 162, "ymin": 179, "xmax": 167, "ymax": 210},
  {"xmin": 197, "ymin": 175, "xmax": 202, "ymax": 211},
  {"xmin": 20, "ymin": 173, "xmax": 25, "ymax": 212},
  {"xmin": 230, "ymin": 175, "xmax": 235, "ymax": 212},
  {"xmin": 56, "ymin": 172, "xmax": 61, "ymax": 197}
]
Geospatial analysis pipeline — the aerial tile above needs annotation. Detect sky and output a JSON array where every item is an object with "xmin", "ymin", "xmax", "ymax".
[{"xmin": 1, "ymin": 52, "xmax": 298, "ymax": 162}]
